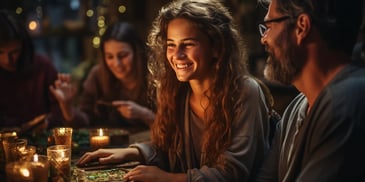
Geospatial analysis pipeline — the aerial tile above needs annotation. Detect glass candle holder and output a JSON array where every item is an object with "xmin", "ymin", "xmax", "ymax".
[
  {"xmin": 89, "ymin": 128, "xmax": 110, "ymax": 150},
  {"xmin": 0, "ymin": 131, "xmax": 18, "ymax": 173},
  {"xmin": 3, "ymin": 138, "xmax": 28, "ymax": 164},
  {"xmin": 17, "ymin": 145, "xmax": 37, "ymax": 162},
  {"xmin": 5, "ymin": 161, "xmax": 34, "ymax": 182},
  {"xmin": 29, "ymin": 154, "xmax": 49, "ymax": 182},
  {"xmin": 47, "ymin": 145, "xmax": 71, "ymax": 182},
  {"xmin": 52, "ymin": 127, "xmax": 73, "ymax": 148}
]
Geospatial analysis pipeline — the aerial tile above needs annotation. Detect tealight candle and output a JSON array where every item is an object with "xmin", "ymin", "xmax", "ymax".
[
  {"xmin": 30, "ymin": 154, "xmax": 49, "ymax": 182},
  {"xmin": 90, "ymin": 128, "xmax": 110, "ymax": 150},
  {"xmin": 47, "ymin": 145, "xmax": 71, "ymax": 182},
  {"xmin": 6, "ymin": 161, "xmax": 34, "ymax": 182}
]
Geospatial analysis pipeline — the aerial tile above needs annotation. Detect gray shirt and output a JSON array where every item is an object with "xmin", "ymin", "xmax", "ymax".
[
  {"xmin": 132, "ymin": 78, "xmax": 270, "ymax": 182},
  {"xmin": 255, "ymin": 64, "xmax": 365, "ymax": 182}
]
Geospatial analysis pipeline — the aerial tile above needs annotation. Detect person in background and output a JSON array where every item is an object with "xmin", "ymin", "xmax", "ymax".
[
  {"xmin": 50, "ymin": 22, "xmax": 155, "ymax": 130},
  {"xmin": 0, "ymin": 10, "xmax": 79, "ymax": 131},
  {"xmin": 77, "ymin": 0, "xmax": 271, "ymax": 181},
  {"xmin": 255, "ymin": 0, "xmax": 365, "ymax": 181}
]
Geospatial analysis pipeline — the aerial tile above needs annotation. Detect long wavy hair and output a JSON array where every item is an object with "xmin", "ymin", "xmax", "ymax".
[
  {"xmin": 148, "ymin": 0, "xmax": 249, "ymax": 166},
  {"xmin": 99, "ymin": 22, "xmax": 150, "ymax": 106},
  {"xmin": 0, "ymin": 10, "xmax": 34, "ymax": 73}
]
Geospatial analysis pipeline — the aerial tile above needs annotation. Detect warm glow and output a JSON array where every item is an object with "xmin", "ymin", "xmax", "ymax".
[
  {"xmin": 98, "ymin": 16, "xmax": 105, "ymax": 21},
  {"xmin": 61, "ymin": 151, "xmax": 65, "ymax": 158},
  {"xmin": 98, "ymin": 128, "xmax": 104, "ymax": 136},
  {"xmin": 118, "ymin": 5, "xmax": 126, "ymax": 13},
  {"xmin": 20, "ymin": 167, "xmax": 30, "ymax": 177},
  {"xmin": 86, "ymin": 9, "xmax": 94, "ymax": 17},
  {"xmin": 28, "ymin": 21, "xmax": 38, "ymax": 31},
  {"xmin": 33, "ymin": 154, "xmax": 39, "ymax": 162},
  {"xmin": 92, "ymin": 36, "xmax": 100, "ymax": 48},
  {"xmin": 99, "ymin": 27, "xmax": 106, "ymax": 36},
  {"xmin": 97, "ymin": 19, "xmax": 105, "ymax": 28},
  {"xmin": 15, "ymin": 7, "xmax": 22, "ymax": 14},
  {"xmin": 59, "ymin": 128, "xmax": 66, "ymax": 135}
]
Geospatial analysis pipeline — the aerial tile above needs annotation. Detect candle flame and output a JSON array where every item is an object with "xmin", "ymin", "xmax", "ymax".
[
  {"xmin": 60, "ymin": 128, "xmax": 66, "ymax": 135},
  {"xmin": 34, "ymin": 154, "xmax": 38, "ymax": 162},
  {"xmin": 61, "ymin": 151, "xmax": 65, "ymax": 158},
  {"xmin": 99, "ymin": 128, "xmax": 104, "ymax": 136},
  {"xmin": 20, "ymin": 167, "xmax": 30, "ymax": 177}
]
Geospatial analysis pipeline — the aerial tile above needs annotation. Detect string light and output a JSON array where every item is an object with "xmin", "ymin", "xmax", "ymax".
[
  {"xmin": 15, "ymin": 7, "xmax": 23, "ymax": 14},
  {"xmin": 86, "ymin": 9, "xmax": 94, "ymax": 17},
  {"xmin": 28, "ymin": 20, "xmax": 38, "ymax": 31},
  {"xmin": 118, "ymin": 5, "xmax": 126, "ymax": 13}
]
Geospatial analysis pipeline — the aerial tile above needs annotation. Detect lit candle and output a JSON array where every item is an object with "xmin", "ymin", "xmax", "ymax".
[
  {"xmin": 90, "ymin": 128, "xmax": 110, "ymax": 150},
  {"xmin": 47, "ymin": 145, "xmax": 71, "ymax": 182},
  {"xmin": 5, "ymin": 161, "xmax": 33, "ymax": 182},
  {"xmin": 52, "ymin": 127, "xmax": 73, "ymax": 148},
  {"xmin": 30, "ymin": 154, "xmax": 49, "ymax": 182}
]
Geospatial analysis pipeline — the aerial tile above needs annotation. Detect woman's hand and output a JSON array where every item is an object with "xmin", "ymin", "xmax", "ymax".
[
  {"xmin": 49, "ymin": 73, "xmax": 77, "ymax": 121},
  {"xmin": 49, "ymin": 73, "xmax": 75, "ymax": 105},
  {"xmin": 113, "ymin": 100, "xmax": 144, "ymax": 119},
  {"xmin": 113, "ymin": 100, "xmax": 155, "ymax": 125},
  {"xmin": 124, "ymin": 165, "xmax": 186, "ymax": 182},
  {"xmin": 76, "ymin": 148, "xmax": 140, "ymax": 166}
]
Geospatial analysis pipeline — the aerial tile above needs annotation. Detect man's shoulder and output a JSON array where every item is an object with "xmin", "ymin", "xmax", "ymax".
[{"xmin": 328, "ymin": 65, "xmax": 365, "ymax": 94}]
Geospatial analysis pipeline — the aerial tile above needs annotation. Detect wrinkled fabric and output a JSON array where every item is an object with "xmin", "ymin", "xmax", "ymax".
[
  {"xmin": 255, "ymin": 64, "xmax": 365, "ymax": 182},
  {"xmin": 131, "ymin": 78, "xmax": 270, "ymax": 181},
  {"xmin": 0, "ymin": 55, "xmax": 64, "ymax": 128}
]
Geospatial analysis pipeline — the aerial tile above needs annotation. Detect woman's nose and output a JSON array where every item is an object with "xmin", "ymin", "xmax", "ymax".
[{"xmin": 175, "ymin": 48, "xmax": 186, "ymax": 60}]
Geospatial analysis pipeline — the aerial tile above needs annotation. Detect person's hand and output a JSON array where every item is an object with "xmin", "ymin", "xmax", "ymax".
[
  {"xmin": 124, "ymin": 165, "xmax": 175, "ymax": 182},
  {"xmin": 49, "ymin": 73, "xmax": 75, "ymax": 106},
  {"xmin": 76, "ymin": 148, "xmax": 139, "ymax": 166},
  {"xmin": 112, "ymin": 100, "xmax": 146, "ymax": 120}
]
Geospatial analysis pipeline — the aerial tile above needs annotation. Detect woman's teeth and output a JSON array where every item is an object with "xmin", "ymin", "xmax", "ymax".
[{"xmin": 176, "ymin": 63, "xmax": 191, "ymax": 69}]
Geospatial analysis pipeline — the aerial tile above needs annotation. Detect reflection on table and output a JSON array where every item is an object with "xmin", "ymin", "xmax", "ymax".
[
  {"xmin": 1, "ymin": 128, "xmax": 149, "ymax": 181},
  {"xmin": 19, "ymin": 128, "xmax": 150, "ymax": 158}
]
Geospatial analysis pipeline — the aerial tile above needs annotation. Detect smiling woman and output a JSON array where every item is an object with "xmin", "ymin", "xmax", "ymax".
[
  {"xmin": 75, "ymin": 0, "xmax": 272, "ymax": 181},
  {"xmin": 50, "ymin": 22, "xmax": 156, "ymax": 129},
  {"xmin": 166, "ymin": 18, "xmax": 215, "ymax": 83}
]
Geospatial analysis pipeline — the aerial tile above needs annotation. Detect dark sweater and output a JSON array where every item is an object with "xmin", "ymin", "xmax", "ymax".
[{"xmin": 0, "ymin": 55, "xmax": 63, "ymax": 128}]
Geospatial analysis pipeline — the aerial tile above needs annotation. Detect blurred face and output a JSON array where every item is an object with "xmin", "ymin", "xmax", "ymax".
[
  {"xmin": 103, "ymin": 40, "xmax": 134, "ymax": 81},
  {"xmin": 260, "ymin": 0, "xmax": 303, "ymax": 85},
  {"xmin": 0, "ymin": 41, "xmax": 21, "ymax": 72},
  {"xmin": 166, "ymin": 18, "xmax": 216, "ymax": 82}
]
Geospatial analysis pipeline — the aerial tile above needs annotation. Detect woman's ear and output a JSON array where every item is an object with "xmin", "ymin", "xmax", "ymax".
[{"xmin": 295, "ymin": 13, "xmax": 311, "ymax": 45}]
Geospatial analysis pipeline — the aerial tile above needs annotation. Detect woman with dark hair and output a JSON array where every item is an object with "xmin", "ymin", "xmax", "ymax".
[
  {"xmin": 76, "ymin": 0, "xmax": 270, "ymax": 181},
  {"xmin": 0, "ymin": 10, "xmax": 67, "ymax": 130},
  {"xmin": 51, "ymin": 22, "xmax": 155, "ymax": 129}
]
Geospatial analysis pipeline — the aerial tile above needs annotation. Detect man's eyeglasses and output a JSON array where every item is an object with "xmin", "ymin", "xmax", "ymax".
[{"xmin": 258, "ymin": 16, "xmax": 295, "ymax": 37}]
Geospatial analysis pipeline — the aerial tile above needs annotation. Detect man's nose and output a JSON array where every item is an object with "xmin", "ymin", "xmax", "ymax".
[{"xmin": 260, "ymin": 35, "xmax": 267, "ymax": 45}]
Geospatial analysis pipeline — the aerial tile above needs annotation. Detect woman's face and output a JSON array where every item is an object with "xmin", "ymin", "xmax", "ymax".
[
  {"xmin": 103, "ymin": 40, "xmax": 135, "ymax": 81},
  {"xmin": 166, "ymin": 18, "xmax": 216, "ymax": 82},
  {"xmin": 0, "ymin": 41, "xmax": 21, "ymax": 72}
]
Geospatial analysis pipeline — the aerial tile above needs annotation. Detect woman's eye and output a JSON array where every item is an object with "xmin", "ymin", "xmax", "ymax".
[
  {"xmin": 166, "ymin": 43, "xmax": 175, "ymax": 48},
  {"xmin": 184, "ymin": 43, "xmax": 194, "ymax": 48}
]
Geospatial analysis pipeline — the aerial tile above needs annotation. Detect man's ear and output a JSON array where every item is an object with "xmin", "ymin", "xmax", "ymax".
[{"xmin": 295, "ymin": 13, "xmax": 311, "ymax": 45}]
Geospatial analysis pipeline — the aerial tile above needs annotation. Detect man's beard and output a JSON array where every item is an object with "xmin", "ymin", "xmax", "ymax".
[{"xmin": 264, "ymin": 28, "xmax": 304, "ymax": 85}]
